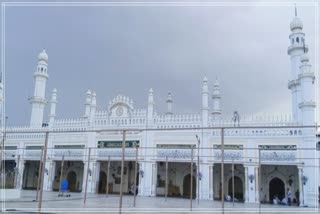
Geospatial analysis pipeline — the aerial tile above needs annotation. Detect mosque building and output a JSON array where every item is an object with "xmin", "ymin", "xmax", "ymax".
[{"xmin": 1, "ymin": 9, "xmax": 319, "ymax": 207}]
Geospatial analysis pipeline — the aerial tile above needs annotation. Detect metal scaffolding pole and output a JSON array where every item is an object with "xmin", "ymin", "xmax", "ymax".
[
  {"xmin": 37, "ymin": 131, "xmax": 49, "ymax": 213},
  {"xmin": 119, "ymin": 130, "xmax": 126, "ymax": 214},
  {"xmin": 258, "ymin": 148, "xmax": 261, "ymax": 213},
  {"xmin": 190, "ymin": 147, "xmax": 194, "ymax": 211},
  {"xmin": 232, "ymin": 158, "xmax": 234, "ymax": 207},
  {"xmin": 58, "ymin": 155, "xmax": 65, "ymax": 195},
  {"xmin": 133, "ymin": 146, "xmax": 138, "ymax": 207},
  {"xmin": 35, "ymin": 148, "xmax": 44, "ymax": 201},
  {"xmin": 165, "ymin": 156, "xmax": 168, "ymax": 202},
  {"xmin": 83, "ymin": 147, "xmax": 91, "ymax": 205},
  {"xmin": 221, "ymin": 128, "xmax": 225, "ymax": 213},
  {"xmin": 106, "ymin": 155, "xmax": 110, "ymax": 197}
]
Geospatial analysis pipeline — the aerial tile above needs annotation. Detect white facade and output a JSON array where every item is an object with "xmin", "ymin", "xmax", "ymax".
[{"xmin": 2, "ymin": 12, "xmax": 319, "ymax": 207}]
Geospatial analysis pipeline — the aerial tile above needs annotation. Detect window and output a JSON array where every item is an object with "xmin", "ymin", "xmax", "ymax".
[{"xmin": 296, "ymin": 37, "xmax": 299, "ymax": 43}]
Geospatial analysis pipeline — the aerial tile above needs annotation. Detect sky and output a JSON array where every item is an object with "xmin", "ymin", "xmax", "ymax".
[{"xmin": 2, "ymin": 1, "xmax": 318, "ymax": 126}]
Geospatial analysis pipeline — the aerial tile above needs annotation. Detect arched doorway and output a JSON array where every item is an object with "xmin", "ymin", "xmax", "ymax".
[
  {"xmin": 183, "ymin": 174, "xmax": 196, "ymax": 198},
  {"xmin": 269, "ymin": 177, "xmax": 285, "ymax": 201},
  {"xmin": 98, "ymin": 171, "xmax": 107, "ymax": 193},
  {"xmin": 67, "ymin": 171, "xmax": 77, "ymax": 192},
  {"xmin": 228, "ymin": 176, "xmax": 243, "ymax": 201}
]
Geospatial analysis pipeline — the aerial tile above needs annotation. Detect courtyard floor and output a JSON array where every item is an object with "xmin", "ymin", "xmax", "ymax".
[{"xmin": 1, "ymin": 190, "xmax": 319, "ymax": 213}]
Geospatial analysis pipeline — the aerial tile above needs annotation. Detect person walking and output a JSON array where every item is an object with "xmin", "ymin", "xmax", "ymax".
[{"xmin": 287, "ymin": 188, "xmax": 292, "ymax": 206}]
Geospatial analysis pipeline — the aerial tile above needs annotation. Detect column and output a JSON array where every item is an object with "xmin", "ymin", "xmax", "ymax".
[
  {"xmin": 199, "ymin": 164, "xmax": 210, "ymax": 199},
  {"xmin": 246, "ymin": 165, "xmax": 258, "ymax": 203},
  {"xmin": 244, "ymin": 166, "xmax": 248, "ymax": 202},
  {"xmin": 298, "ymin": 166, "xmax": 303, "ymax": 206},
  {"xmin": 209, "ymin": 165, "xmax": 213, "ymax": 199},
  {"xmin": 255, "ymin": 166, "xmax": 259, "ymax": 203}
]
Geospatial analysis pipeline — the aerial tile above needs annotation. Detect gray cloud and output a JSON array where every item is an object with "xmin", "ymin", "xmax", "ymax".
[{"xmin": 3, "ymin": 3, "xmax": 317, "ymax": 125}]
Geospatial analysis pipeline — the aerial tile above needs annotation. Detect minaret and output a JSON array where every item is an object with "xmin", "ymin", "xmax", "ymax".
[
  {"xmin": 84, "ymin": 89, "xmax": 92, "ymax": 118},
  {"xmin": 48, "ymin": 88, "xmax": 57, "ymax": 126},
  {"xmin": 147, "ymin": 88, "xmax": 154, "ymax": 126},
  {"xmin": 212, "ymin": 78, "xmax": 221, "ymax": 119},
  {"xmin": 201, "ymin": 77, "xmax": 209, "ymax": 127},
  {"xmin": 299, "ymin": 54, "xmax": 315, "ymax": 125},
  {"xmin": 166, "ymin": 92, "xmax": 173, "ymax": 115},
  {"xmin": 287, "ymin": 7, "xmax": 307, "ymax": 123},
  {"xmin": 89, "ymin": 92, "xmax": 96, "ymax": 124},
  {"xmin": 29, "ymin": 49, "xmax": 49, "ymax": 127}
]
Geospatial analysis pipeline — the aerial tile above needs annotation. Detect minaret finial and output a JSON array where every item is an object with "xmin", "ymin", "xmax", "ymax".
[{"xmin": 295, "ymin": 4, "xmax": 297, "ymax": 17}]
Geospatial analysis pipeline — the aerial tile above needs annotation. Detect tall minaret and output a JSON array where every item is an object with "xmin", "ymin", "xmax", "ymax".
[
  {"xmin": 29, "ymin": 49, "xmax": 49, "ymax": 127},
  {"xmin": 287, "ymin": 7, "xmax": 307, "ymax": 123},
  {"xmin": 212, "ymin": 78, "xmax": 221, "ymax": 119},
  {"xmin": 201, "ymin": 77, "xmax": 209, "ymax": 127},
  {"xmin": 147, "ymin": 88, "xmax": 154, "ymax": 126},
  {"xmin": 89, "ymin": 92, "xmax": 96, "ymax": 124},
  {"xmin": 48, "ymin": 88, "xmax": 57, "ymax": 126},
  {"xmin": 84, "ymin": 89, "xmax": 92, "ymax": 118},
  {"xmin": 299, "ymin": 54, "xmax": 315, "ymax": 126},
  {"xmin": 166, "ymin": 92, "xmax": 173, "ymax": 115}
]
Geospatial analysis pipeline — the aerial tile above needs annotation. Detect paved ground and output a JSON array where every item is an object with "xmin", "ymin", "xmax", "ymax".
[{"xmin": 1, "ymin": 190, "xmax": 319, "ymax": 213}]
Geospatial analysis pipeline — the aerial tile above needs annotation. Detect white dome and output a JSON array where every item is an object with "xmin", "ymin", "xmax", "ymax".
[
  {"xmin": 300, "ymin": 54, "xmax": 309, "ymax": 63},
  {"xmin": 290, "ymin": 17, "xmax": 303, "ymax": 31},
  {"xmin": 38, "ymin": 49, "xmax": 48, "ymax": 62}
]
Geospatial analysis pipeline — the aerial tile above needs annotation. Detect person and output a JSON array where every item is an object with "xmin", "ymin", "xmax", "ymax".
[
  {"xmin": 281, "ymin": 197, "xmax": 287, "ymax": 205},
  {"xmin": 287, "ymin": 188, "xmax": 292, "ymax": 206},
  {"xmin": 273, "ymin": 195, "xmax": 279, "ymax": 205},
  {"xmin": 226, "ymin": 195, "xmax": 231, "ymax": 202},
  {"xmin": 129, "ymin": 183, "xmax": 135, "ymax": 195}
]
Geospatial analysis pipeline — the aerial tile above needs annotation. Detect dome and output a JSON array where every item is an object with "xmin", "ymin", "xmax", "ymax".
[
  {"xmin": 300, "ymin": 54, "xmax": 309, "ymax": 63},
  {"xmin": 290, "ymin": 17, "xmax": 303, "ymax": 31},
  {"xmin": 38, "ymin": 49, "xmax": 48, "ymax": 62}
]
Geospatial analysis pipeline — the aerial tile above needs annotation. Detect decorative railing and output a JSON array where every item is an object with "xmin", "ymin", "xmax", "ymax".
[
  {"xmin": 96, "ymin": 148, "xmax": 136, "ymax": 158},
  {"xmin": 53, "ymin": 149, "xmax": 84, "ymax": 160},
  {"xmin": 212, "ymin": 128, "xmax": 303, "ymax": 137},
  {"xmin": 210, "ymin": 114, "xmax": 297, "ymax": 127}
]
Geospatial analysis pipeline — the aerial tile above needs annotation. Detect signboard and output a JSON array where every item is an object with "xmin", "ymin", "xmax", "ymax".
[{"xmin": 98, "ymin": 140, "xmax": 139, "ymax": 148}]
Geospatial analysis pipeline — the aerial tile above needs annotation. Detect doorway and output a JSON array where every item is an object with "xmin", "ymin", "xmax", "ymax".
[{"xmin": 269, "ymin": 177, "xmax": 285, "ymax": 201}]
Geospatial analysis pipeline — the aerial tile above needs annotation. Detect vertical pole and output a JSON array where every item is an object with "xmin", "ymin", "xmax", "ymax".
[
  {"xmin": 38, "ymin": 131, "xmax": 49, "ymax": 213},
  {"xmin": 58, "ymin": 155, "xmax": 65, "ymax": 194},
  {"xmin": 190, "ymin": 147, "xmax": 194, "ymax": 211},
  {"xmin": 133, "ymin": 146, "xmax": 138, "ymax": 207},
  {"xmin": 165, "ymin": 156, "xmax": 168, "ymax": 202},
  {"xmin": 119, "ymin": 130, "xmax": 126, "ymax": 214},
  {"xmin": 106, "ymin": 155, "xmax": 110, "ymax": 197},
  {"xmin": 258, "ymin": 148, "xmax": 261, "ymax": 213},
  {"xmin": 14, "ymin": 155, "xmax": 20, "ymax": 188},
  {"xmin": 221, "ymin": 128, "xmax": 224, "ymax": 213},
  {"xmin": 197, "ymin": 140, "xmax": 200, "ymax": 205},
  {"xmin": 232, "ymin": 158, "xmax": 234, "ymax": 207},
  {"xmin": 83, "ymin": 147, "xmax": 91, "ymax": 205},
  {"xmin": 36, "ymin": 148, "xmax": 44, "ymax": 201}
]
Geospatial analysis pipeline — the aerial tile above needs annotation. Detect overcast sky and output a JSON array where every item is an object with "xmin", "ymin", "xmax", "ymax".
[{"xmin": 3, "ymin": 1, "xmax": 318, "ymax": 126}]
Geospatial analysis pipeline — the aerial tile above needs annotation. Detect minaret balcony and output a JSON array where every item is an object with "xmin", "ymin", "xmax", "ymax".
[
  {"xmin": 28, "ymin": 96, "xmax": 48, "ymax": 105},
  {"xmin": 298, "ymin": 101, "xmax": 316, "ymax": 109},
  {"xmin": 288, "ymin": 79, "xmax": 300, "ymax": 89},
  {"xmin": 287, "ymin": 44, "xmax": 308, "ymax": 55}
]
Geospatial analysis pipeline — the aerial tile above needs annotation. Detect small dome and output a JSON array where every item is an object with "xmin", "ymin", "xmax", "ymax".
[
  {"xmin": 214, "ymin": 79, "xmax": 220, "ymax": 87},
  {"xmin": 300, "ymin": 54, "xmax": 309, "ymax": 63},
  {"xmin": 290, "ymin": 17, "xmax": 303, "ymax": 31},
  {"xmin": 38, "ymin": 49, "xmax": 48, "ymax": 62},
  {"xmin": 203, "ymin": 76, "xmax": 208, "ymax": 82},
  {"xmin": 52, "ymin": 88, "xmax": 57, "ymax": 93}
]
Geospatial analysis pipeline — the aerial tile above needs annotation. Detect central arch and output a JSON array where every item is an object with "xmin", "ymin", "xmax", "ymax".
[
  {"xmin": 228, "ymin": 176, "xmax": 243, "ymax": 201},
  {"xmin": 269, "ymin": 177, "xmax": 285, "ymax": 202},
  {"xmin": 183, "ymin": 174, "xmax": 196, "ymax": 198},
  {"xmin": 67, "ymin": 171, "xmax": 77, "ymax": 192}
]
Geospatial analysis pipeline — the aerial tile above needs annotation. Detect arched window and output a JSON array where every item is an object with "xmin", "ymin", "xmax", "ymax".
[
  {"xmin": 296, "ymin": 37, "xmax": 299, "ymax": 43},
  {"xmin": 41, "ymin": 67, "xmax": 43, "ymax": 71},
  {"xmin": 291, "ymin": 38, "xmax": 294, "ymax": 45}
]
